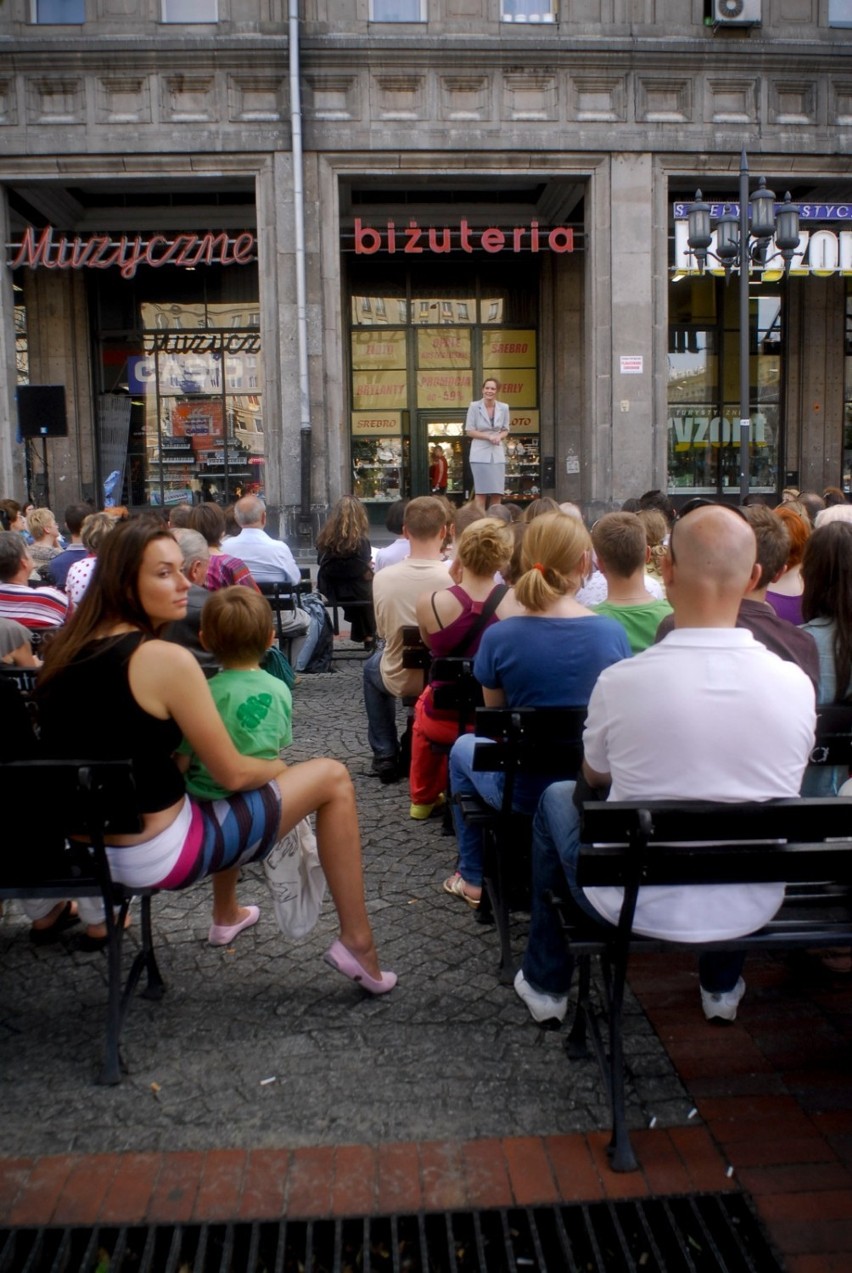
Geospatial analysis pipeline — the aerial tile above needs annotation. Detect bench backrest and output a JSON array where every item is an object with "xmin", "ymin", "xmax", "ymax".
[
  {"xmin": 811, "ymin": 703, "xmax": 852, "ymax": 767},
  {"xmin": 429, "ymin": 656, "xmax": 483, "ymax": 723},
  {"xmin": 471, "ymin": 706, "xmax": 586, "ymax": 809},
  {"xmin": 0, "ymin": 759, "xmax": 142, "ymax": 893},
  {"xmin": 577, "ymin": 798, "xmax": 852, "ymax": 888}
]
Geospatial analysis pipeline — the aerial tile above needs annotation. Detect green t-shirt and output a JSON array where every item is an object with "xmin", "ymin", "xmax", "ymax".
[
  {"xmin": 592, "ymin": 599, "xmax": 673, "ymax": 655},
  {"xmin": 178, "ymin": 666, "xmax": 293, "ymax": 801}
]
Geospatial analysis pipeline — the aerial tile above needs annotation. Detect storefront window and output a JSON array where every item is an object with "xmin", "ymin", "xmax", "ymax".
[
  {"xmin": 349, "ymin": 261, "xmax": 539, "ymax": 511},
  {"xmin": 667, "ymin": 275, "xmax": 782, "ymax": 496},
  {"xmin": 138, "ymin": 302, "xmax": 262, "ymax": 508}
]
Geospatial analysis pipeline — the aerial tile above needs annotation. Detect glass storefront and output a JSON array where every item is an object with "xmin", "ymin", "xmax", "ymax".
[
  {"xmin": 91, "ymin": 256, "xmax": 261, "ymax": 509},
  {"xmin": 348, "ymin": 259, "xmax": 540, "ymax": 513},
  {"xmin": 667, "ymin": 274, "xmax": 783, "ymax": 497}
]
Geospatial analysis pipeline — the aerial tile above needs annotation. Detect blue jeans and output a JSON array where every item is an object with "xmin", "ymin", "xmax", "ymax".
[
  {"xmin": 521, "ymin": 781, "xmax": 745, "ymax": 998},
  {"xmin": 448, "ymin": 733, "xmax": 543, "ymax": 887},
  {"xmin": 362, "ymin": 647, "xmax": 399, "ymax": 760}
]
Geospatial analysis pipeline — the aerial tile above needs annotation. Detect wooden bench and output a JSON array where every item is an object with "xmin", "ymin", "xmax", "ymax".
[
  {"xmin": 0, "ymin": 758, "xmax": 164, "ymax": 1085},
  {"xmin": 552, "ymin": 797, "xmax": 852, "ymax": 1172},
  {"xmin": 456, "ymin": 706, "xmax": 586, "ymax": 981}
]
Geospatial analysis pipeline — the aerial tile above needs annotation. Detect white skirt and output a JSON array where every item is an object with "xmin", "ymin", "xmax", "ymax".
[{"xmin": 470, "ymin": 461, "xmax": 506, "ymax": 496}]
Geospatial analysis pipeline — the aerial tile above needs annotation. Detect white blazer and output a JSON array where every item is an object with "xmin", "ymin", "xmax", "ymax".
[{"xmin": 465, "ymin": 398, "xmax": 510, "ymax": 464}]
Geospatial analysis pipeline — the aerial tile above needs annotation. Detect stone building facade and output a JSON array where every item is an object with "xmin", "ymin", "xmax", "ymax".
[{"xmin": 1, "ymin": 0, "xmax": 850, "ymax": 536}]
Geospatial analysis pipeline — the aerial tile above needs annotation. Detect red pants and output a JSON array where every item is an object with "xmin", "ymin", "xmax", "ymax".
[{"xmin": 409, "ymin": 687, "xmax": 465, "ymax": 805}]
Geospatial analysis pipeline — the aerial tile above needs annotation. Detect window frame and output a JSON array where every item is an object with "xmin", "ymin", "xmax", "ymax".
[
  {"xmin": 31, "ymin": 0, "xmax": 85, "ymax": 24},
  {"xmin": 369, "ymin": 0, "xmax": 427, "ymax": 22},
  {"xmin": 829, "ymin": 0, "xmax": 852, "ymax": 28},
  {"xmin": 161, "ymin": 0, "xmax": 219, "ymax": 24},
  {"xmin": 500, "ymin": 0, "xmax": 557, "ymax": 23}
]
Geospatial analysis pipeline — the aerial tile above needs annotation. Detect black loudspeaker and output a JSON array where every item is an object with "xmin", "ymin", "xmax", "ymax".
[{"xmin": 17, "ymin": 385, "xmax": 68, "ymax": 439}]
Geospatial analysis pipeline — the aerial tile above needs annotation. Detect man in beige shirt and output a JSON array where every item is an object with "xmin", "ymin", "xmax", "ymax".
[{"xmin": 364, "ymin": 497, "xmax": 451, "ymax": 783}]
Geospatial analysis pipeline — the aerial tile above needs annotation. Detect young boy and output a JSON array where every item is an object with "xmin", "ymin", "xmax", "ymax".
[{"xmin": 176, "ymin": 585, "xmax": 292, "ymax": 944}]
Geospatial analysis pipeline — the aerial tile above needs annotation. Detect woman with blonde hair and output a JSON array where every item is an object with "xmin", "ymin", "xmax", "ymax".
[
  {"xmin": 444, "ymin": 513, "xmax": 631, "ymax": 907},
  {"xmin": 316, "ymin": 494, "xmax": 376, "ymax": 648},
  {"xmin": 409, "ymin": 518, "xmax": 519, "ymax": 820}
]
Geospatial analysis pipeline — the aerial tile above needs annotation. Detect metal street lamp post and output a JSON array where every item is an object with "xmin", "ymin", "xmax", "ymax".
[{"xmin": 686, "ymin": 149, "xmax": 801, "ymax": 504}]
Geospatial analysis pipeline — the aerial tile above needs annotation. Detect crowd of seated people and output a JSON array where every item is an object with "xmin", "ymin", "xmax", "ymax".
[{"xmin": 4, "ymin": 477, "xmax": 852, "ymax": 1009}]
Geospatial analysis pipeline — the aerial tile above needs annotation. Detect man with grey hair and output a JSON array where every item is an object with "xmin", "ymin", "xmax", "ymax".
[
  {"xmin": 222, "ymin": 495, "xmax": 300, "ymax": 585},
  {"xmin": 163, "ymin": 528, "xmax": 218, "ymax": 673}
]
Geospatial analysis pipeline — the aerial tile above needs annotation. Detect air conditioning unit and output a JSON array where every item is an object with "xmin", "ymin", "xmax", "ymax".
[{"xmin": 713, "ymin": 0, "xmax": 761, "ymax": 24}]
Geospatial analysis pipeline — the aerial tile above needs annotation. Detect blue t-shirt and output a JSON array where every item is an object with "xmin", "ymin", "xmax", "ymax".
[
  {"xmin": 473, "ymin": 614, "xmax": 631, "ymax": 802},
  {"xmin": 474, "ymin": 614, "xmax": 630, "ymax": 706}
]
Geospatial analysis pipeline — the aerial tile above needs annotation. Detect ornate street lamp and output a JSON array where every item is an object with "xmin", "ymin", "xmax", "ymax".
[{"xmin": 686, "ymin": 149, "xmax": 800, "ymax": 503}]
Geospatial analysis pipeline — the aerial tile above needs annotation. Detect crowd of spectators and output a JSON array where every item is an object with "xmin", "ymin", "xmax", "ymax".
[{"xmin": 3, "ymin": 477, "xmax": 852, "ymax": 1005}]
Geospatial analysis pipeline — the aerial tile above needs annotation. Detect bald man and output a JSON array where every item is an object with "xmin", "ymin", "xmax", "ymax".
[{"xmin": 515, "ymin": 505, "xmax": 816, "ymax": 1028}]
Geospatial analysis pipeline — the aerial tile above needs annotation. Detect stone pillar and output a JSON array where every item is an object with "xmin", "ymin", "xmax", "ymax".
[
  {"xmin": 608, "ymin": 152, "xmax": 655, "ymax": 506},
  {"xmin": 0, "ymin": 188, "xmax": 22, "ymax": 501},
  {"xmin": 20, "ymin": 267, "xmax": 95, "ymax": 509}
]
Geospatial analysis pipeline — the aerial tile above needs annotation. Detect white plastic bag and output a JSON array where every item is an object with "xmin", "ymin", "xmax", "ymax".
[{"xmin": 262, "ymin": 815, "xmax": 326, "ymax": 939}]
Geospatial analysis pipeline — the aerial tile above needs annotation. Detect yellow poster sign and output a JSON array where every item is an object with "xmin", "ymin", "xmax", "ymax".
[
  {"xmin": 416, "ymin": 370, "xmax": 474, "ymax": 409},
  {"xmin": 352, "ymin": 370, "xmax": 408, "ymax": 409},
  {"xmin": 351, "ymin": 330, "xmax": 407, "ymax": 370},
  {"xmin": 483, "ymin": 368, "xmax": 537, "ymax": 407},
  {"xmin": 416, "ymin": 328, "xmax": 472, "ymax": 369},
  {"xmin": 351, "ymin": 412, "xmax": 403, "ymax": 437},
  {"xmin": 483, "ymin": 330, "xmax": 537, "ymax": 368}
]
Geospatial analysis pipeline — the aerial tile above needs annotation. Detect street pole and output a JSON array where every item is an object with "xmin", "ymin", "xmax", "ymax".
[{"xmin": 738, "ymin": 147, "xmax": 750, "ymax": 505}]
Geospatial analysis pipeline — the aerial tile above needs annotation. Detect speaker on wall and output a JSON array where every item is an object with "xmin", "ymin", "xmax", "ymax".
[{"xmin": 17, "ymin": 385, "xmax": 68, "ymax": 439}]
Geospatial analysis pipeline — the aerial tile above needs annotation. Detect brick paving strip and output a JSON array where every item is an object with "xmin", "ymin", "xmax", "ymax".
[{"xmin": 0, "ymin": 1128, "xmax": 737, "ymax": 1228}]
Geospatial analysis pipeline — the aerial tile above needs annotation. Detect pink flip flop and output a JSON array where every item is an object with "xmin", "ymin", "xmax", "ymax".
[
  {"xmin": 323, "ymin": 939, "xmax": 397, "ymax": 995},
  {"xmin": 208, "ymin": 905, "xmax": 260, "ymax": 947}
]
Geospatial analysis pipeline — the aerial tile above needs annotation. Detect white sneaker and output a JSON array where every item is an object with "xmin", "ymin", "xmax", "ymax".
[
  {"xmin": 514, "ymin": 969, "xmax": 568, "ymax": 1025},
  {"xmin": 700, "ymin": 976, "xmax": 746, "ymax": 1023}
]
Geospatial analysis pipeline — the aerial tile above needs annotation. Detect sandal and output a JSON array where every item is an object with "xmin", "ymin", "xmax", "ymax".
[
  {"xmin": 442, "ymin": 873, "xmax": 481, "ymax": 909},
  {"xmin": 29, "ymin": 901, "xmax": 80, "ymax": 945}
]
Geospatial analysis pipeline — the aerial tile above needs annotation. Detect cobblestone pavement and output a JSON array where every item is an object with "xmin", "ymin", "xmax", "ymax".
[{"xmin": 0, "ymin": 650, "xmax": 694, "ymax": 1157}]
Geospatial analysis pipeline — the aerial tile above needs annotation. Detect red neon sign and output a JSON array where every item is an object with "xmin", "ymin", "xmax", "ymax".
[
  {"xmin": 7, "ymin": 226, "xmax": 257, "ymax": 280},
  {"xmin": 353, "ymin": 217, "xmax": 574, "ymax": 255}
]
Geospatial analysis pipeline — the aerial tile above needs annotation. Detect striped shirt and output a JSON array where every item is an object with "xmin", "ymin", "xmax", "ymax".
[{"xmin": 0, "ymin": 582, "xmax": 68, "ymax": 629}]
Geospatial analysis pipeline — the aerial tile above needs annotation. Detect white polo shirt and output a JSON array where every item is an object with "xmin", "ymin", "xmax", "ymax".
[{"xmin": 582, "ymin": 627, "xmax": 816, "ymax": 942}]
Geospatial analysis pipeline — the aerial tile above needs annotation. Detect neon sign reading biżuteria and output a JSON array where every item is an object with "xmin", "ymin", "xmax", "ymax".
[
  {"xmin": 7, "ymin": 227, "xmax": 257, "ymax": 280},
  {"xmin": 352, "ymin": 218, "xmax": 574, "ymax": 255}
]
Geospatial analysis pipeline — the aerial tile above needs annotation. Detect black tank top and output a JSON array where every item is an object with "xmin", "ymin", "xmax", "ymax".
[{"xmin": 37, "ymin": 632, "xmax": 185, "ymax": 813}]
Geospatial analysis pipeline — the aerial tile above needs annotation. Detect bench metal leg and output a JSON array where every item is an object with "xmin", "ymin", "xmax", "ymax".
[
  {"xmin": 565, "ymin": 954, "xmax": 590, "ymax": 1059},
  {"xmin": 604, "ymin": 951, "xmax": 639, "ymax": 1173},
  {"xmin": 482, "ymin": 831, "xmax": 516, "ymax": 983},
  {"xmin": 98, "ymin": 903, "xmax": 125, "ymax": 1086}
]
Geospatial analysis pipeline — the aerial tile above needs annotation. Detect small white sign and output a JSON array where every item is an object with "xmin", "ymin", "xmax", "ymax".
[
  {"xmin": 565, "ymin": 453, "xmax": 580, "ymax": 475},
  {"xmin": 620, "ymin": 355, "xmax": 643, "ymax": 375}
]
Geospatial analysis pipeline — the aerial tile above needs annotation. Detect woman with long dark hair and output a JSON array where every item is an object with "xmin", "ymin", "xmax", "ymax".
[
  {"xmin": 801, "ymin": 521, "xmax": 852, "ymax": 796},
  {"xmin": 36, "ymin": 517, "xmax": 395, "ymax": 993},
  {"xmin": 316, "ymin": 495, "xmax": 376, "ymax": 648}
]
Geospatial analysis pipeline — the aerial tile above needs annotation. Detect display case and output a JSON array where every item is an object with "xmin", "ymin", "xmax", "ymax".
[
  {"xmin": 426, "ymin": 422, "xmax": 465, "ymax": 501},
  {"xmin": 504, "ymin": 434, "xmax": 541, "ymax": 502},
  {"xmin": 352, "ymin": 436, "xmax": 408, "ymax": 502}
]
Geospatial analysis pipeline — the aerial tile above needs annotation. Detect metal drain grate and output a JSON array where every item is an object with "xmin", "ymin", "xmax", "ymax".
[{"xmin": 0, "ymin": 1193, "xmax": 781, "ymax": 1272}]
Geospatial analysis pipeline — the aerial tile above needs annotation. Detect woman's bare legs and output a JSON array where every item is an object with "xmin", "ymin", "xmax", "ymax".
[
  {"xmin": 211, "ymin": 866, "xmax": 253, "ymax": 928},
  {"xmin": 473, "ymin": 493, "xmax": 487, "ymax": 511},
  {"xmin": 274, "ymin": 758, "xmax": 384, "ymax": 979},
  {"xmin": 486, "ymin": 495, "xmax": 503, "ymax": 508}
]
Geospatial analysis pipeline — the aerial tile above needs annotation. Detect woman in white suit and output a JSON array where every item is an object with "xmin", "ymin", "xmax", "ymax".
[{"xmin": 465, "ymin": 377, "xmax": 510, "ymax": 510}]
